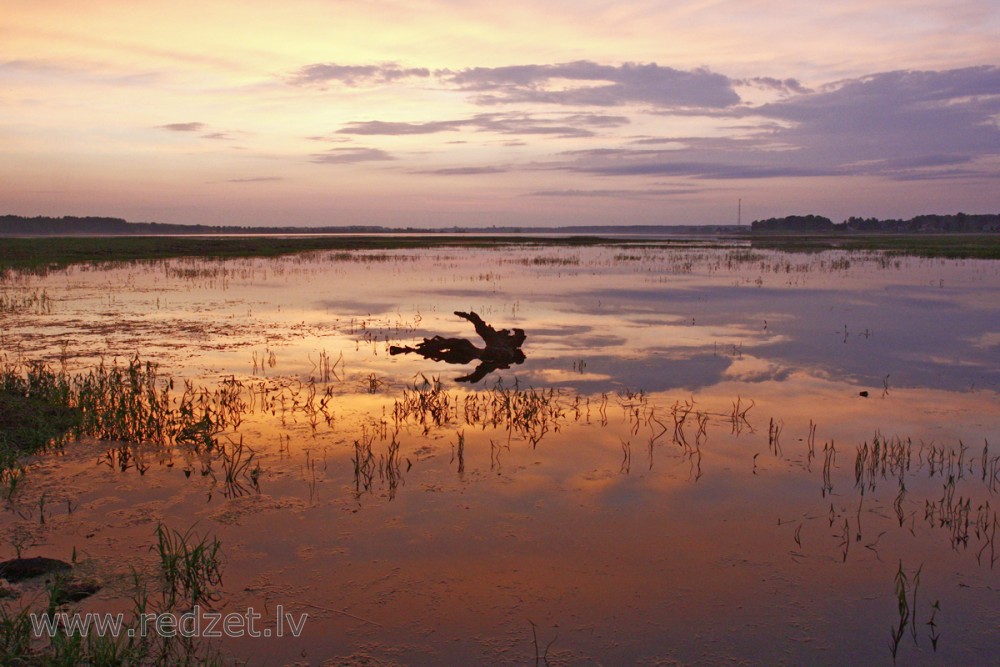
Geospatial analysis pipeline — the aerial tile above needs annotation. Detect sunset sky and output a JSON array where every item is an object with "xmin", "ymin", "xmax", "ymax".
[{"xmin": 3, "ymin": 1, "xmax": 999, "ymax": 228}]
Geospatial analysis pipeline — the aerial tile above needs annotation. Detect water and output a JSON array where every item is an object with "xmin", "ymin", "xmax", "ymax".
[{"xmin": 1, "ymin": 244, "xmax": 998, "ymax": 664}]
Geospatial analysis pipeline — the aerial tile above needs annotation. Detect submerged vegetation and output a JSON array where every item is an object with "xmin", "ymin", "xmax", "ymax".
[
  {"xmin": 2, "ymin": 229, "xmax": 999, "ymax": 277},
  {"xmin": 1, "ymin": 331, "xmax": 997, "ymax": 662},
  {"xmin": 0, "ymin": 523, "xmax": 229, "ymax": 666},
  {"xmin": 0, "ymin": 362, "xmax": 79, "ymax": 456},
  {"xmin": 0, "ymin": 241, "xmax": 998, "ymax": 664},
  {"xmin": 750, "ymin": 232, "xmax": 1000, "ymax": 259},
  {"xmin": 0, "ymin": 235, "xmax": 633, "ymax": 276}
]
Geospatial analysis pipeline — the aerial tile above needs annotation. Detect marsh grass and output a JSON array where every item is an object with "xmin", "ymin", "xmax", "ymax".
[
  {"xmin": 854, "ymin": 433, "xmax": 912, "ymax": 493},
  {"xmin": 352, "ymin": 426, "xmax": 377, "ymax": 496},
  {"xmin": 392, "ymin": 377, "xmax": 565, "ymax": 448},
  {"xmin": 729, "ymin": 396, "xmax": 754, "ymax": 436},
  {"xmin": 393, "ymin": 375, "xmax": 453, "ymax": 433},
  {"xmin": 454, "ymin": 431, "xmax": 466, "ymax": 475},
  {"xmin": 379, "ymin": 429, "xmax": 403, "ymax": 498},
  {"xmin": 889, "ymin": 561, "xmax": 923, "ymax": 662},
  {"xmin": 768, "ymin": 418, "xmax": 783, "ymax": 457},
  {"xmin": 1, "ymin": 535, "xmax": 229, "ymax": 667},
  {"xmin": 0, "ymin": 288, "xmax": 52, "ymax": 316},
  {"xmin": 0, "ymin": 360, "xmax": 78, "ymax": 451},
  {"xmin": 153, "ymin": 522, "xmax": 224, "ymax": 609},
  {"xmin": 822, "ymin": 441, "xmax": 836, "ymax": 497},
  {"xmin": 217, "ymin": 436, "xmax": 259, "ymax": 498}
]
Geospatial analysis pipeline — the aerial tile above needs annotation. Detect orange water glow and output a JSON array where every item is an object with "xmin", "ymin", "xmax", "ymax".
[{"xmin": 1, "ymin": 244, "xmax": 998, "ymax": 664}]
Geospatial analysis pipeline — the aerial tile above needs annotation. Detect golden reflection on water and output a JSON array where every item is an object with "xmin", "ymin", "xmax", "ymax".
[{"xmin": 1, "ymin": 245, "xmax": 999, "ymax": 664}]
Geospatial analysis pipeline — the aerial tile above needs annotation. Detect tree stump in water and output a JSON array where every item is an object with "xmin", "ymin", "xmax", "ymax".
[{"xmin": 389, "ymin": 311, "xmax": 526, "ymax": 382}]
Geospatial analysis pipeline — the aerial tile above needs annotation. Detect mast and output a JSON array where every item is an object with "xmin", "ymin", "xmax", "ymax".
[{"xmin": 738, "ymin": 198, "xmax": 742, "ymax": 226}]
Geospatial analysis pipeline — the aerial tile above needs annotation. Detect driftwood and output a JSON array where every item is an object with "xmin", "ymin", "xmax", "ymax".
[{"xmin": 390, "ymin": 311, "xmax": 526, "ymax": 383}]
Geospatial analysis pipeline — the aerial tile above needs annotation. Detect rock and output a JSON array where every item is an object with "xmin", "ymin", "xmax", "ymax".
[
  {"xmin": 0, "ymin": 556, "xmax": 72, "ymax": 582},
  {"xmin": 52, "ymin": 578, "xmax": 102, "ymax": 604}
]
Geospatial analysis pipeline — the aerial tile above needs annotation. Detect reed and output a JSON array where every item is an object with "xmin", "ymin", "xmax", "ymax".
[
  {"xmin": 767, "ymin": 418, "xmax": 783, "ymax": 457},
  {"xmin": 153, "ymin": 522, "xmax": 224, "ymax": 609},
  {"xmin": 1, "ymin": 544, "xmax": 229, "ymax": 666},
  {"xmin": 889, "ymin": 561, "xmax": 909, "ymax": 661},
  {"xmin": 217, "ymin": 435, "xmax": 259, "ymax": 498},
  {"xmin": 975, "ymin": 504, "xmax": 998, "ymax": 567},
  {"xmin": 620, "ymin": 438, "xmax": 631, "ymax": 474},
  {"xmin": 352, "ymin": 426, "xmax": 377, "ymax": 495},
  {"xmin": 806, "ymin": 419, "xmax": 817, "ymax": 468},
  {"xmin": 889, "ymin": 561, "xmax": 922, "ymax": 662},
  {"xmin": 393, "ymin": 375, "xmax": 454, "ymax": 433},
  {"xmin": 822, "ymin": 441, "xmax": 836, "ymax": 497},
  {"xmin": 729, "ymin": 396, "xmax": 754, "ymax": 436},
  {"xmin": 854, "ymin": 433, "xmax": 912, "ymax": 493},
  {"xmin": 455, "ymin": 431, "xmax": 466, "ymax": 474},
  {"xmin": 379, "ymin": 428, "xmax": 403, "ymax": 498},
  {"xmin": 529, "ymin": 619, "xmax": 557, "ymax": 666}
]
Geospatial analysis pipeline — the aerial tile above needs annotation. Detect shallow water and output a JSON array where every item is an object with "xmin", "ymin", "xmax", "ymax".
[{"xmin": 2, "ymin": 244, "xmax": 999, "ymax": 664}]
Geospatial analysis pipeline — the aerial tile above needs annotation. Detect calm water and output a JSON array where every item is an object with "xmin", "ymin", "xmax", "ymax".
[{"xmin": 2, "ymin": 244, "xmax": 999, "ymax": 664}]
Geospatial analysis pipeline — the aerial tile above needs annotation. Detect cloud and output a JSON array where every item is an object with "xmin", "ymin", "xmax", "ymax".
[
  {"xmin": 159, "ymin": 122, "xmax": 204, "ymax": 132},
  {"xmin": 337, "ymin": 120, "xmax": 464, "ymax": 135},
  {"xmin": 309, "ymin": 147, "xmax": 395, "ymax": 164},
  {"xmin": 415, "ymin": 166, "xmax": 509, "ymax": 175},
  {"xmin": 287, "ymin": 59, "xmax": 740, "ymax": 109},
  {"xmin": 443, "ymin": 61, "xmax": 740, "ymax": 109},
  {"xmin": 336, "ymin": 112, "xmax": 629, "ymax": 139},
  {"xmin": 738, "ymin": 77, "xmax": 811, "ymax": 95},
  {"xmin": 744, "ymin": 66, "xmax": 1000, "ymax": 177},
  {"xmin": 752, "ymin": 68, "xmax": 1000, "ymax": 141},
  {"xmin": 528, "ymin": 66, "xmax": 1000, "ymax": 183},
  {"xmin": 288, "ymin": 63, "xmax": 430, "ymax": 87},
  {"xmin": 547, "ymin": 146, "xmax": 842, "ymax": 180},
  {"xmin": 225, "ymin": 177, "xmax": 285, "ymax": 183},
  {"xmin": 294, "ymin": 61, "xmax": 999, "ymax": 186},
  {"xmin": 528, "ymin": 187, "xmax": 699, "ymax": 198}
]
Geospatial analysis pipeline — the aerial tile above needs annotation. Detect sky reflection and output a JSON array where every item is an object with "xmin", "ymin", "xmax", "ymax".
[{"xmin": 2, "ymin": 245, "xmax": 999, "ymax": 664}]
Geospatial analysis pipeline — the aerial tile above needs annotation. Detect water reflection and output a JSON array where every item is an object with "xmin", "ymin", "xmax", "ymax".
[
  {"xmin": 1, "ymin": 244, "xmax": 999, "ymax": 665},
  {"xmin": 389, "ymin": 310, "xmax": 526, "ymax": 382}
]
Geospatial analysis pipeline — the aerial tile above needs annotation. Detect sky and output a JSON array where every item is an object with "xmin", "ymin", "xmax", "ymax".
[{"xmin": 2, "ymin": 1, "xmax": 999, "ymax": 228}]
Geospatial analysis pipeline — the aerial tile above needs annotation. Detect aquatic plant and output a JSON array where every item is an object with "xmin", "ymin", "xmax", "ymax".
[
  {"xmin": 889, "ymin": 561, "xmax": 922, "ymax": 662},
  {"xmin": 452, "ymin": 430, "xmax": 466, "ymax": 474},
  {"xmin": 153, "ymin": 522, "xmax": 224, "ymax": 609},
  {"xmin": 393, "ymin": 375, "xmax": 454, "ymax": 433},
  {"xmin": 352, "ymin": 425, "xmax": 377, "ymax": 496},
  {"xmin": 379, "ymin": 428, "xmax": 404, "ymax": 499},
  {"xmin": 0, "ymin": 359, "xmax": 78, "ymax": 452},
  {"xmin": 0, "ymin": 288, "xmax": 52, "ymax": 315},
  {"xmin": 854, "ymin": 432, "xmax": 912, "ymax": 493},
  {"xmin": 1, "ymin": 540, "xmax": 229, "ymax": 666},
  {"xmin": 217, "ymin": 435, "xmax": 259, "ymax": 498}
]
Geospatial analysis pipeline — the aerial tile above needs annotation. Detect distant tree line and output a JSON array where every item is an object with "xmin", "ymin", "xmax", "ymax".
[
  {"xmin": 0, "ymin": 216, "xmax": 389, "ymax": 236},
  {"xmin": 3, "ymin": 213, "xmax": 999, "ymax": 237},
  {"xmin": 0, "ymin": 216, "xmax": 740, "ymax": 237},
  {"xmin": 751, "ymin": 213, "xmax": 1000, "ymax": 234}
]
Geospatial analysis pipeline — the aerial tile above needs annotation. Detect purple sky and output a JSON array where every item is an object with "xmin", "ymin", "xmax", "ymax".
[{"xmin": 3, "ymin": 1, "xmax": 999, "ymax": 227}]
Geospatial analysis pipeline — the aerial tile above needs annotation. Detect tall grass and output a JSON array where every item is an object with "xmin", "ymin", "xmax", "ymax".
[{"xmin": 153, "ymin": 522, "xmax": 224, "ymax": 609}]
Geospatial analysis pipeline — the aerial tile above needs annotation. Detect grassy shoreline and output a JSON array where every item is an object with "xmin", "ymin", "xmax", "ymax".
[
  {"xmin": 0, "ymin": 235, "xmax": 645, "ymax": 273},
  {"xmin": 749, "ymin": 232, "xmax": 1000, "ymax": 259},
  {"xmin": 1, "ymin": 232, "xmax": 999, "ymax": 273}
]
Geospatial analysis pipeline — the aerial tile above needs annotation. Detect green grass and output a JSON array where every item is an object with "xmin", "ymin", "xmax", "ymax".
[
  {"xmin": 1, "ymin": 526, "xmax": 229, "ymax": 667},
  {"xmin": 0, "ymin": 235, "xmax": 626, "ymax": 274},
  {"xmin": 3, "ymin": 232, "xmax": 997, "ymax": 274},
  {"xmin": 0, "ymin": 362, "xmax": 80, "ymax": 497},
  {"xmin": 750, "ymin": 233, "xmax": 1000, "ymax": 259}
]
